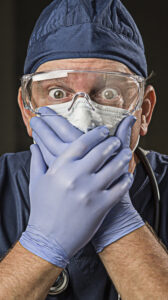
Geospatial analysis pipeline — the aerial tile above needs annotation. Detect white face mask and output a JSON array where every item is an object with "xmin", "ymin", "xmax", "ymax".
[{"xmin": 47, "ymin": 97, "xmax": 130, "ymax": 136}]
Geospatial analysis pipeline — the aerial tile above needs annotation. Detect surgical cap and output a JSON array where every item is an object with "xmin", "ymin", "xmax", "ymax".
[{"xmin": 24, "ymin": 0, "xmax": 147, "ymax": 77}]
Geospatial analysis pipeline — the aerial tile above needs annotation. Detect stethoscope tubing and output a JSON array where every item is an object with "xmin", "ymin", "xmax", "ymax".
[{"xmin": 135, "ymin": 147, "xmax": 160, "ymax": 234}]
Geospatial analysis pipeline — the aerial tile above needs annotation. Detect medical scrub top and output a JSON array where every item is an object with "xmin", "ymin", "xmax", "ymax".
[{"xmin": 0, "ymin": 150, "xmax": 167, "ymax": 300}]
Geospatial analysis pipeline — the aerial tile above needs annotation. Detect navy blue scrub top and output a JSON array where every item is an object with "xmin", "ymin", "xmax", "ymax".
[{"xmin": 0, "ymin": 150, "xmax": 168, "ymax": 300}]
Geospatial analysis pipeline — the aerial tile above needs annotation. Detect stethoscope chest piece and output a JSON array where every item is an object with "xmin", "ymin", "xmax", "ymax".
[{"xmin": 48, "ymin": 269, "xmax": 69, "ymax": 296}]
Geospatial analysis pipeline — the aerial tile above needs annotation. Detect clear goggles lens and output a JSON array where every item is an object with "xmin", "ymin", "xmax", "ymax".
[{"xmin": 21, "ymin": 70, "xmax": 145, "ymax": 113}]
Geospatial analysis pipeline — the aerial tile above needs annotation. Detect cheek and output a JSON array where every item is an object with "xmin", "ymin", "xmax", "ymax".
[{"xmin": 130, "ymin": 110, "xmax": 142, "ymax": 150}]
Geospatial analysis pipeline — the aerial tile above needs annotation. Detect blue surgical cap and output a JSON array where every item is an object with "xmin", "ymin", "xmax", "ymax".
[{"xmin": 24, "ymin": 0, "xmax": 147, "ymax": 77}]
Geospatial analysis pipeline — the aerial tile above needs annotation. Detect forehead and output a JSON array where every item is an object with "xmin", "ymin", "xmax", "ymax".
[{"xmin": 36, "ymin": 58, "xmax": 133, "ymax": 74}]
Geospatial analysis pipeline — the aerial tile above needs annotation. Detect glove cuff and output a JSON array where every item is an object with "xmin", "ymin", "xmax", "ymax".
[
  {"xmin": 92, "ymin": 209, "xmax": 145, "ymax": 253},
  {"xmin": 19, "ymin": 225, "xmax": 69, "ymax": 268}
]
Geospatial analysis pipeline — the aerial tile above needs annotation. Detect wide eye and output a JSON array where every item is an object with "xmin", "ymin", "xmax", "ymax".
[
  {"xmin": 49, "ymin": 88, "xmax": 66, "ymax": 99},
  {"xmin": 101, "ymin": 88, "xmax": 118, "ymax": 100}
]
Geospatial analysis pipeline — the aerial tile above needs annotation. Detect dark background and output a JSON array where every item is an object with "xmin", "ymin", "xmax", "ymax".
[{"xmin": 0, "ymin": 1, "xmax": 168, "ymax": 155}]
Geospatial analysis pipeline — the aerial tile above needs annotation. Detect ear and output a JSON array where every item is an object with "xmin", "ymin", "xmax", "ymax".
[
  {"xmin": 140, "ymin": 85, "xmax": 156, "ymax": 136},
  {"xmin": 17, "ymin": 87, "xmax": 34, "ymax": 137}
]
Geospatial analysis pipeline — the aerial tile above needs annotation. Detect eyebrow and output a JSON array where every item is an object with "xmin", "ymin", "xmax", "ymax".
[{"xmin": 36, "ymin": 79, "xmax": 74, "ymax": 93}]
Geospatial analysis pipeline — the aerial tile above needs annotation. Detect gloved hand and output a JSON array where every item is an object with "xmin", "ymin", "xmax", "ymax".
[
  {"xmin": 30, "ymin": 107, "xmax": 144, "ymax": 253},
  {"xmin": 19, "ymin": 124, "xmax": 133, "ymax": 268},
  {"xmin": 92, "ymin": 116, "xmax": 145, "ymax": 253},
  {"xmin": 31, "ymin": 107, "xmax": 83, "ymax": 167}
]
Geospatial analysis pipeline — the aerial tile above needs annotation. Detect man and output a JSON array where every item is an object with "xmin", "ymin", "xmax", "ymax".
[{"xmin": 0, "ymin": 0, "xmax": 168, "ymax": 299}]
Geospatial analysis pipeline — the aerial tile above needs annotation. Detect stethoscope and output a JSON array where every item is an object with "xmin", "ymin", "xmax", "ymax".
[{"xmin": 48, "ymin": 147, "xmax": 161, "ymax": 296}]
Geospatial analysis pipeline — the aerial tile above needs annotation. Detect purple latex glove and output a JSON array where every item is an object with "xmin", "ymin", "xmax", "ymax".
[
  {"xmin": 92, "ymin": 116, "xmax": 145, "ymax": 253},
  {"xmin": 20, "ymin": 125, "xmax": 133, "ymax": 267},
  {"xmin": 30, "ymin": 107, "xmax": 144, "ymax": 253},
  {"xmin": 31, "ymin": 107, "xmax": 83, "ymax": 167}
]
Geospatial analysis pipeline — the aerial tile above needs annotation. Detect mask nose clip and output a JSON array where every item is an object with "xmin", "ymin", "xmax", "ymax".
[{"xmin": 68, "ymin": 92, "xmax": 95, "ymax": 111}]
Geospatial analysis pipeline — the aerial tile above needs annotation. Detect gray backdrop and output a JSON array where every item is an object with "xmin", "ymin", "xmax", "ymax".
[{"xmin": 0, "ymin": 1, "xmax": 168, "ymax": 155}]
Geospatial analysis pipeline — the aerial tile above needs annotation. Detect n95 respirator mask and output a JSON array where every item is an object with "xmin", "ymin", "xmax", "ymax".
[{"xmin": 47, "ymin": 97, "xmax": 130, "ymax": 136}]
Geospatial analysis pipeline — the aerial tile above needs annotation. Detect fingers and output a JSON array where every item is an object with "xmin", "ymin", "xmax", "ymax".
[
  {"xmin": 38, "ymin": 107, "xmax": 83, "ymax": 142},
  {"xmin": 96, "ymin": 148, "xmax": 132, "ymax": 189},
  {"xmin": 32, "ymin": 131, "xmax": 56, "ymax": 167},
  {"xmin": 30, "ymin": 117, "xmax": 67, "ymax": 156},
  {"xmin": 61, "ymin": 126, "xmax": 110, "ymax": 162},
  {"xmin": 80, "ymin": 136, "xmax": 121, "ymax": 173},
  {"xmin": 30, "ymin": 144, "xmax": 47, "ymax": 187},
  {"xmin": 115, "ymin": 115, "xmax": 136, "ymax": 148},
  {"xmin": 103, "ymin": 173, "xmax": 133, "ymax": 210}
]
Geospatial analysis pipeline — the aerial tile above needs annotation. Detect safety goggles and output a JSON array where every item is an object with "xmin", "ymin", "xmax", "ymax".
[{"xmin": 21, "ymin": 70, "xmax": 146, "ymax": 114}]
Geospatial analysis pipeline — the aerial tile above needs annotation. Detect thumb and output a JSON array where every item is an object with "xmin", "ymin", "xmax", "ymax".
[
  {"xmin": 115, "ymin": 115, "xmax": 136, "ymax": 148},
  {"xmin": 30, "ymin": 144, "xmax": 47, "ymax": 184}
]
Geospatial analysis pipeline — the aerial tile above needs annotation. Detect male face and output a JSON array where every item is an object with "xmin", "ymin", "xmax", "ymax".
[{"xmin": 18, "ymin": 58, "xmax": 156, "ymax": 171}]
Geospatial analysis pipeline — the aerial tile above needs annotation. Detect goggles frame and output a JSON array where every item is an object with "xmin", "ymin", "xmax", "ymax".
[{"xmin": 21, "ymin": 70, "xmax": 146, "ymax": 114}]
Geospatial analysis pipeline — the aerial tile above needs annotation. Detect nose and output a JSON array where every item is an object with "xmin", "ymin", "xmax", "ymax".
[{"xmin": 68, "ymin": 92, "xmax": 95, "ymax": 111}]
